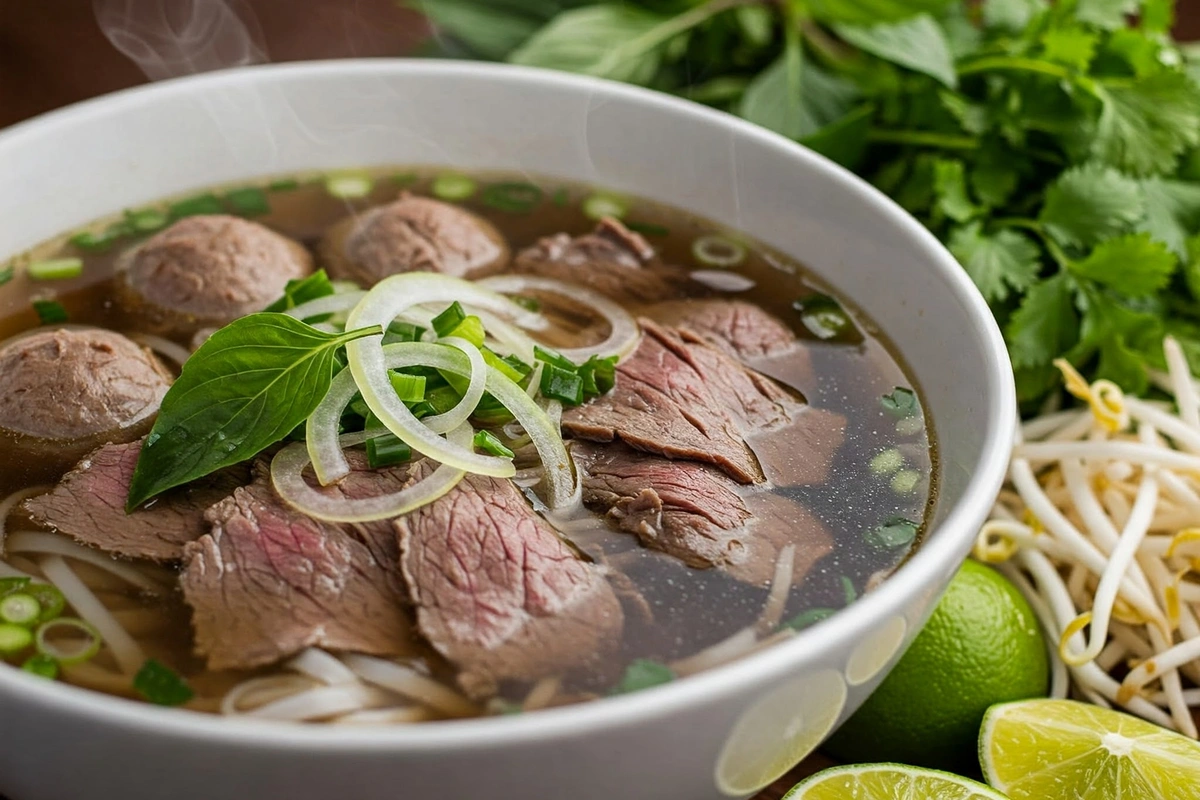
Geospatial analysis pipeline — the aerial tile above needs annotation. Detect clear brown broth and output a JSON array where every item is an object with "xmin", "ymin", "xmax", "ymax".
[{"xmin": 0, "ymin": 169, "xmax": 936, "ymax": 713}]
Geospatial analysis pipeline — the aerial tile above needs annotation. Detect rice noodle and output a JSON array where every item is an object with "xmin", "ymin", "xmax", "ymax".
[
  {"xmin": 5, "ymin": 531, "xmax": 165, "ymax": 594},
  {"xmin": 980, "ymin": 342, "xmax": 1200, "ymax": 736},
  {"xmin": 38, "ymin": 555, "xmax": 144, "ymax": 674},
  {"xmin": 522, "ymin": 676, "xmax": 562, "ymax": 711},
  {"xmin": 342, "ymin": 654, "xmax": 479, "ymax": 718},
  {"xmin": 128, "ymin": 333, "xmax": 191, "ymax": 367},
  {"xmin": 669, "ymin": 628, "xmax": 758, "ymax": 677},
  {"xmin": 0, "ymin": 484, "xmax": 52, "ymax": 553}
]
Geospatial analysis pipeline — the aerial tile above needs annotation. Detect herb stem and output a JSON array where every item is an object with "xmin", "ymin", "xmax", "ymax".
[
  {"xmin": 866, "ymin": 129, "xmax": 979, "ymax": 150},
  {"xmin": 996, "ymin": 218, "xmax": 1073, "ymax": 269},
  {"xmin": 957, "ymin": 56, "xmax": 1102, "ymax": 98}
]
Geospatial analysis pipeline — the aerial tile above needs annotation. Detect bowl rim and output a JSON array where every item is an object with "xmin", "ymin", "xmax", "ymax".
[{"xmin": 0, "ymin": 57, "xmax": 1017, "ymax": 750}]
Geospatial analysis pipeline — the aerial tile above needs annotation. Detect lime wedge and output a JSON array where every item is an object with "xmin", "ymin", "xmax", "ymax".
[
  {"xmin": 783, "ymin": 763, "xmax": 1008, "ymax": 799},
  {"xmin": 981, "ymin": 698, "xmax": 1200, "ymax": 800}
]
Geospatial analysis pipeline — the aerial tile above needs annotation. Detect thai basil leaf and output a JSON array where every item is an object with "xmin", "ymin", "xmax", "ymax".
[
  {"xmin": 806, "ymin": 0, "xmax": 957, "ymax": 26},
  {"xmin": 833, "ymin": 15, "xmax": 957, "ymax": 88},
  {"xmin": 127, "ymin": 313, "xmax": 381, "ymax": 510}
]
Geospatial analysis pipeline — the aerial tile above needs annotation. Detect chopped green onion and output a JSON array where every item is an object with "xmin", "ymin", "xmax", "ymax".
[
  {"xmin": 35, "ymin": 617, "xmax": 101, "ymax": 664},
  {"xmin": 500, "ymin": 353, "xmax": 533, "ymax": 378},
  {"xmin": 264, "ymin": 270, "xmax": 335, "ymax": 314},
  {"xmin": 869, "ymin": 448, "xmax": 903, "ymax": 475},
  {"xmin": 481, "ymin": 182, "xmax": 543, "ymax": 214},
  {"xmin": 27, "ymin": 258, "xmax": 83, "ymax": 282},
  {"xmin": 473, "ymin": 430, "xmax": 515, "ymax": 459},
  {"xmin": 133, "ymin": 658, "xmax": 194, "ymax": 706},
  {"xmin": 0, "ymin": 264, "xmax": 13, "ymax": 286},
  {"xmin": 494, "ymin": 699, "xmax": 523, "ymax": 715},
  {"xmin": 21, "ymin": 654, "xmax": 58, "ymax": 679},
  {"xmin": 551, "ymin": 187, "xmax": 570, "ymax": 207},
  {"xmin": 625, "ymin": 221, "xmax": 670, "ymax": 237},
  {"xmin": 388, "ymin": 371, "xmax": 427, "ymax": 403},
  {"xmin": 391, "ymin": 172, "xmax": 418, "ymax": 186},
  {"xmin": 27, "ymin": 583, "xmax": 65, "ymax": 624},
  {"xmin": 578, "ymin": 354, "xmax": 618, "ymax": 398},
  {"xmin": 0, "ymin": 577, "xmax": 31, "ymax": 596},
  {"xmin": 69, "ymin": 228, "xmax": 123, "ymax": 252},
  {"xmin": 540, "ymin": 364, "xmax": 584, "ymax": 405},
  {"xmin": 891, "ymin": 469, "xmax": 921, "ymax": 495},
  {"xmin": 611, "ymin": 659, "xmax": 675, "ymax": 695},
  {"xmin": 471, "ymin": 395, "xmax": 516, "ymax": 426},
  {"xmin": 868, "ymin": 517, "xmax": 920, "ymax": 548},
  {"xmin": 481, "ymin": 348, "xmax": 528, "ymax": 383},
  {"xmin": 425, "ymin": 385, "xmax": 464, "ymax": 415},
  {"xmin": 445, "ymin": 315, "xmax": 485, "ymax": 348},
  {"xmin": 533, "ymin": 345, "xmax": 577, "ymax": 372},
  {"xmin": 793, "ymin": 294, "xmax": 856, "ymax": 341},
  {"xmin": 582, "ymin": 192, "xmax": 629, "ymax": 220},
  {"xmin": 431, "ymin": 173, "xmax": 477, "ymax": 201},
  {"xmin": 32, "ymin": 300, "xmax": 68, "ymax": 324},
  {"xmin": 325, "ymin": 172, "xmax": 374, "ymax": 199},
  {"xmin": 268, "ymin": 178, "xmax": 299, "ymax": 191},
  {"xmin": 366, "ymin": 434, "xmax": 413, "ymax": 469},
  {"xmin": 0, "ymin": 594, "xmax": 40, "ymax": 627},
  {"xmin": 168, "ymin": 193, "xmax": 224, "ymax": 219},
  {"xmin": 224, "ymin": 187, "xmax": 271, "ymax": 217},
  {"xmin": 692, "ymin": 235, "xmax": 747, "ymax": 268},
  {"xmin": 384, "ymin": 321, "xmax": 427, "ymax": 344},
  {"xmin": 881, "ymin": 387, "xmax": 919, "ymax": 418},
  {"xmin": 0, "ymin": 624, "xmax": 32, "ymax": 654},
  {"xmin": 124, "ymin": 208, "xmax": 169, "ymax": 233},
  {"xmin": 841, "ymin": 576, "xmax": 858, "ymax": 606},
  {"xmin": 784, "ymin": 607, "xmax": 836, "ymax": 631},
  {"xmin": 896, "ymin": 416, "xmax": 925, "ymax": 437},
  {"xmin": 431, "ymin": 301, "xmax": 468, "ymax": 338},
  {"xmin": 510, "ymin": 294, "xmax": 541, "ymax": 313}
]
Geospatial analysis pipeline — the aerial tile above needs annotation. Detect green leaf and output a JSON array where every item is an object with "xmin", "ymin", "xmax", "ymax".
[
  {"xmin": 1137, "ymin": 178, "xmax": 1200, "ymax": 258},
  {"xmin": 739, "ymin": 30, "xmax": 804, "ymax": 139},
  {"xmin": 1006, "ymin": 274, "xmax": 1080, "ymax": 368},
  {"xmin": 735, "ymin": 5, "xmax": 775, "ymax": 47},
  {"xmin": 611, "ymin": 659, "xmax": 675, "ymax": 695},
  {"xmin": 806, "ymin": 0, "xmax": 955, "ymax": 26},
  {"xmin": 127, "ymin": 314, "xmax": 382, "ymax": 510},
  {"xmin": 801, "ymin": 104, "xmax": 875, "ymax": 169},
  {"xmin": 970, "ymin": 154, "xmax": 1020, "ymax": 208},
  {"xmin": 1096, "ymin": 335, "xmax": 1149, "ymax": 393},
  {"xmin": 833, "ymin": 15, "xmax": 957, "ymax": 88},
  {"xmin": 1038, "ymin": 164, "xmax": 1144, "ymax": 248},
  {"xmin": 982, "ymin": 0, "xmax": 1048, "ymax": 32},
  {"xmin": 1069, "ymin": 233, "xmax": 1177, "ymax": 295},
  {"xmin": 1141, "ymin": 0, "xmax": 1174, "ymax": 33},
  {"xmin": 1104, "ymin": 28, "xmax": 1170, "ymax": 77},
  {"xmin": 417, "ymin": 0, "xmax": 547, "ymax": 60},
  {"xmin": 133, "ymin": 659, "xmax": 194, "ymax": 707},
  {"xmin": 1184, "ymin": 234, "xmax": 1200, "ymax": 301},
  {"xmin": 1040, "ymin": 25, "xmax": 1099, "ymax": 71},
  {"xmin": 1092, "ymin": 72, "xmax": 1200, "ymax": 176},
  {"xmin": 932, "ymin": 159, "xmax": 981, "ymax": 223},
  {"xmin": 1075, "ymin": 0, "xmax": 1140, "ymax": 31},
  {"xmin": 948, "ymin": 222, "xmax": 1042, "ymax": 303}
]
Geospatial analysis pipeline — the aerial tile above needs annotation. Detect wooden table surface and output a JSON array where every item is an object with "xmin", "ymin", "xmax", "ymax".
[{"xmin": 2, "ymin": 2, "xmax": 1200, "ymax": 799}]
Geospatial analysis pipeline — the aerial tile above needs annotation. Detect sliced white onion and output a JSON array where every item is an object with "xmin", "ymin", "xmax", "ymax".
[
  {"xmin": 283, "ymin": 290, "xmax": 368, "ymax": 322},
  {"xmin": 690, "ymin": 269, "xmax": 755, "ymax": 293},
  {"xmin": 419, "ymin": 337, "xmax": 487, "ymax": 435},
  {"xmin": 273, "ymin": 427, "xmax": 471, "ymax": 523},
  {"xmin": 306, "ymin": 368, "xmax": 363, "ymax": 486},
  {"xmin": 484, "ymin": 368, "xmax": 574, "ymax": 508},
  {"xmin": 477, "ymin": 274, "xmax": 641, "ymax": 360}
]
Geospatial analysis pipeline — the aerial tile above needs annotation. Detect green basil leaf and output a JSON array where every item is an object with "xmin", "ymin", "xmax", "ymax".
[
  {"xmin": 611, "ymin": 659, "xmax": 675, "ymax": 695},
  {"xmin": 806, "ymin": 0, "xmax": 955, "ymax": 26},
  {"xmin": 739, "ymin": 29, "xmax": 805, "ymax": 139},
  {"xmin": 127, "ymin": 313, "xmax": 382, "ymax": 510},
  {"xmin": 833, "ymin": 14, "xmax": 957, "ymax": 88},
  {"xmin": 415, "ymin": 0, "xmax": 547, "ymax": 60}
]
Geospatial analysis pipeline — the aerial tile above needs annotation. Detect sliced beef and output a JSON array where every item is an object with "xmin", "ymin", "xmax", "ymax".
[
  {"xmin": 23, "ymin": 439, "xmax": 248, "ymax": 563},
  {"xmin": 397, "ymin": 469, "xmax": 623, "ymax": 699},
  {"xmin": 182, "ymin": 480, "xmax": 410, "ymax": 671},
  {"xmin": 321, "ymin": 194, "xmax": 509, "ymax": 286},
  {"xmin": 563, "ymin": 320, "xmax": 802, "ymax": 484},
  {"xmin": 116, "ymin": 215, "xmax": 313, "ymax": 336},
  {"xmin": 573, "ymin": 442, "xmax": 832, "ymax": 586},
  {"xmin": 646, "ymin": 298, "xmax": 798, "ymax": 360},
  {"xmin": 513, "ymin": 218, "xmax": 686, "ymax": 303},
  {"xmin": 748, "ymin": 406, "xmax": 847, "ymax": 487}
]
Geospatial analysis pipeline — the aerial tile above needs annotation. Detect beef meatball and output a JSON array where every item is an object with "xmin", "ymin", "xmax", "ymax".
[
  {"xmin": 115, "ymin": 214, "xmax": 312, "ymax": 336},
  {"xmin": 320, "ymin": 194, "xmax": 509, "ymax": 286},
  {"xmin": 0, "ymin": 328, "xmax": 172, "ymax": 483}
]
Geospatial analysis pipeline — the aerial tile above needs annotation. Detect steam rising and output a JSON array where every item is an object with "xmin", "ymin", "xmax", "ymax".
[{"xmin": 94, "ymin": 0, "xmax": 267, "ymax": 81}]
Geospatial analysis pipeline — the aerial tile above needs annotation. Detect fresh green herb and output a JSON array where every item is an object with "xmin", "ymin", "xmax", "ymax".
[
  {"xmin": 540, "ymin": 364, "xmax": 585, "ymax": 405},
  {"xmin": 366, "ymin": 434, "xmax": 413, "ymax": 468},
  {"xmin": 126, "ymin": 314, "xmax": 382, "ymax": 510},
  {"xmin": 264, "ymin": 270, "xmax": 336, "ymax": 315},
  {"xmin": 431, "ymin": 301, "xmax": 469, "ymax": 338},
  {"xmin": 224, "ymin": 187, "xmax": 271, "ymax": 217},
  {"xmin": 385, "ymin": 321, "xmax": 427, "ymax": 344},
  {"xmin": 32, "ymin": 300, "xmax": 68, "ymax": 324},
  {"xmin": 389, "ymin": 371, "xmax": 428, "ymax": 403},
  {"xmin": 431, "ymin": 173, "xmax": 478, "ymax": 201},
  {"xmin": 868, "ymin": 516, "xmax": 920, "ymax": 548},
  {"xmin": 481, "ymin": 181, "xmax": 544, "ymax": 213},
  {"xmin": 0, "ymin": 265, "xmax": 13, "ymax": 286},
  {"xmin": 793, "ymin": 293, "xmax": 856, "ymax": 341},
  {"xmin": 0, "ymin": 578, "xmax": 31, "ymax": 597},
  {"xmin": 784, "ymin": 607, "xmax": 836, "ymax": 631},
  {"xmin": 533, "ymin": 344, "xmax": 576, "ymax": 371},
  {"xmin": 27, "ymin": 258, "xmax": 83, "ymax": 282},
  {"xmin": 124, "ymin": 208, "xmax": 170, "ymax": 233},
  {"xmin": 268, "ymin": 178, "xmax": 299, "ymax": 191},
  {"xmin": 551, "ymin": 187, "xmax": 569, "ymax": 207},
  {"xmin": 869, "ymin": 448, "xmax": 904, "ymax": 475},
  {"xmin": 27, "ymin": 583, "xmax": 65, "ymax": 624},
  {"xmin": 325, "ymin": 172, "xmax": 374, "ymax": 200},
  {"xmin": 445, "ymin": 315, "xmax": 486, "ymax": 348},
  {"xmin": 426, "ymin": 0, "xmax": 1200, "ymax": 406},
  {"xmin": 391, "ymin": 172, "xmax": 419, "ymax": 186},
  {"xmin": 69, "ymin": 228, "xmax": 123, "ymax": 252},
  {"xmin": 21, "ymin": 654, "xmax": 59, "ymax": 680},
  {"xmin": 494, "ymin": 699, "xmax": 524, "ymax": 716},
  {"xmin": 133, "ymin": 658, "xmax": 194, "ymax": 707},
  {"xmin": 578, "ymin": 354, "xmax": 618, "ymax": 396},
  {"xmin": 473, "ymin": 429, "xmax": 516, "ymax": 458},
  {"xmin": 510, "ymin": 294, "xmax": 541, "ymax": 313},
  {"xmin": 168, "ymin": 193, "xmax": 224, "ymax": 220},
  {"xmin": 425, "ymin": 384, "xmax": 465, "ymax": 416},
  {"xmin": 891, "ymin": 468, "xmax": 922, "ymax": 494},
  {"xmin": 611, "ymin": 659, "xmax": 675, "ymax": 695},
  {"xmin": 0, "ymin": 624, "xmax": 32, "ymax": 655},
  {"xmin": 0, "ymin": 594, "xmax": 40, "ymax": 627},
  {"xmin": 881, "ymin": 387, "xmax": 919, "ymax": 417},
  {"xmin": 582, "ymin": 192, "xmax": 629, "ymax": 220},
  {"xmin": 481, "ymin": 347, "xmax": 528, "ymax": 383}
]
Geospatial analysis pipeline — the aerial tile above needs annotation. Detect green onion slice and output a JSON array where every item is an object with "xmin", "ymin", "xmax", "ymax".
[
  {"xmin": 35, "ymin": 617, "xmax": 101, "ymax": 665},
  {"xmin": 0, "ymin": 594, "xmax": 40, "ymax": 626},
  {"xmin": 27, "ymin": 583, "xmax": 65, "ymax": 623},
  {"xmin": 168, "ymin": 193, "xmax": 224, "ymax": 219},
  {"xmin": 691, "ymin": 235, "xmax": 746, "ymax": 268},
  {"xmin": 21, "ymin": 654, "xmax": 59, "ymax": 679},
  {"xmin": 0, "ymin": 623, "xmax": 33, "ymax": 654},
  {"xmin": 366, "ymin": 434, "xmax": 413, "ymax": 469},
  {"xmin": 325, "ymin": 172, "xmax": 374, "ymax": 200},
  {"xmin": 388, "ymin": 371, "xmax": 427, "ymax": 403},
  {"xmin": 32, "ymin": 299, "xmax": 68, "ymax": 324},
  {"xmin": 474, "ymin": 430, "xmax": 515, "ymax": 459},
  {"xmin": 0, "ymin": 577, "xmax": 31, "ymax": 597},
  {"xmin": 582, "ymin": 192, "xmax": 630, "ymax": 220},
  {"xmin": 481, "ymin": 182, "xmax": 543, "ymax": 213},
  {"xmin": 27, "ymin": 258, "xmax": 84, "ymax": 281},
  {"xmin": 431, "ymin": 173, "xmax": 477, "ymax": 201},
  {"xmin": 134, "ymin": 658, "xmax": 194, "ymax": 706},
  {"xmin": 224, "ymin": 187, "xmax": 271, "ymax": 217}
]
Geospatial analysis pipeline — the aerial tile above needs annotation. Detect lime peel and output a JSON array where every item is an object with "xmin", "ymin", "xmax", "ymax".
[{"xmin": 783, "ymin": 763, "xmax": 1009, "ymax": 800}]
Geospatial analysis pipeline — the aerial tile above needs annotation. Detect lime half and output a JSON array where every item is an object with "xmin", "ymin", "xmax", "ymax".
[
  {"xmin": 982, "ymin": 698, "xmax": 1200, "ymax": 800},
  {"xmin": 783, "ymin": 763, "xmax": 1008, "ymax": 800}
]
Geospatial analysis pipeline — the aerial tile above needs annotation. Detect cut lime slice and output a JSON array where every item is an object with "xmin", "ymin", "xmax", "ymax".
[
  {"xmin": 783, "ymin": 763, "xmax": 1008, "ymax": 799},
  {"xmin": 981, "ymin": 698, "xmax": 1200, "ymax": 800}
]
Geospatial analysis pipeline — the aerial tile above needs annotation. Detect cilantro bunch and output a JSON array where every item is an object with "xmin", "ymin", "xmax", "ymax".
[{"xmin": 413, "ymin": 0, "xmax": 1200, "ymax": 410}]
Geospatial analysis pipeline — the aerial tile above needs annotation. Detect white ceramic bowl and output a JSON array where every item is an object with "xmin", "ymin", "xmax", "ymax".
[{"xmin": 0, "ymin": 60, "xmax": 1015, "ymax": 800}]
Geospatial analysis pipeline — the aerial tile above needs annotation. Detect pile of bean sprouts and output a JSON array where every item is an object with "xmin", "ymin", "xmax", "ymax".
[{"xmin": 975, "ymin": 337, "xmax": 1200, "ymax": 737}]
